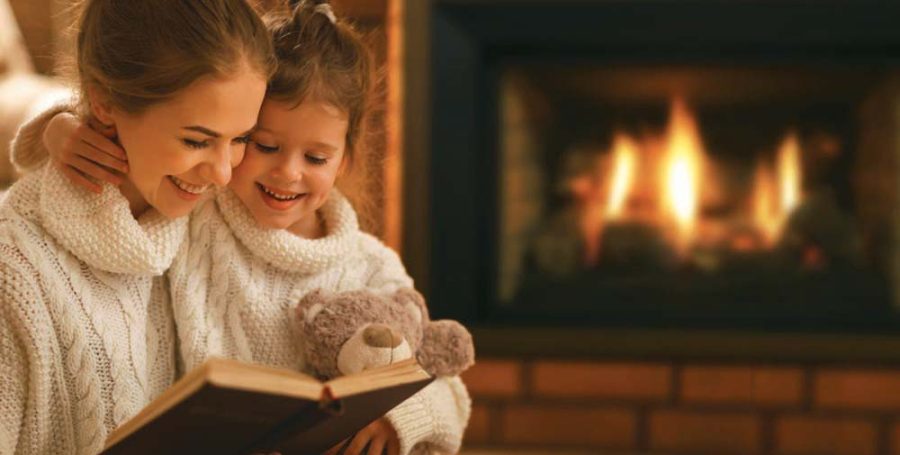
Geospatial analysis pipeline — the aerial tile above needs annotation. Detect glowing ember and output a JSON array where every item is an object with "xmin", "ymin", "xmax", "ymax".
[{"xmin": 606, "ymin": 134, "xmax": 637, "ymax": 219}]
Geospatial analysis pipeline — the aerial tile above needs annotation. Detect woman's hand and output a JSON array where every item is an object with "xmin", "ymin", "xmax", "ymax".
[
  {"xmin": 324, "ymin": 417, "xmax": 400, "ymax": 455},
  {"xmin": 43, "ymin": 112, "xmax": 129, "ymax": 193}
]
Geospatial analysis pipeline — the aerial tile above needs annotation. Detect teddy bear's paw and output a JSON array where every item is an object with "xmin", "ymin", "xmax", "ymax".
[
  {"xmin": 417, "ymin": 320, "xmax": 476, "ymax": 377},
  {"xmin": 337, "ymin": 323, "xmax": 414, "ymax": 375}
]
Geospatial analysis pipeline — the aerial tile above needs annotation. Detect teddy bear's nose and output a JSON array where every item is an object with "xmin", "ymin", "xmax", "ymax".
[{"xmin": 362, "ymin": 324, "xmax": 404, "ymax": 348}]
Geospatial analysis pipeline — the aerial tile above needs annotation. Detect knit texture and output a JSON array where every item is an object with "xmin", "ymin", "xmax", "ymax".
[
  {"xmin": 168, "ymin": 189, "xmax": 471, "ymax": 454},
  {"xmin": 8, "ymin": 97, "xmax": 72, "ymax": 174},
  {"xmin": 9, "ymin": 100, "xmax": 183, "ymax": 275},
  {"xmin": 11, "ymin": 103, "xmax": 471, "ymax": 453},
  {"xmin": 0, "ymin": 163, "xmax": 182, "ymax": 455}
]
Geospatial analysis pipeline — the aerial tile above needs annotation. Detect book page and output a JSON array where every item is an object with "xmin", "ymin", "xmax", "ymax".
[{"xmin": 325, "ymin": 358, "xmax": 432, "ymax": 398}]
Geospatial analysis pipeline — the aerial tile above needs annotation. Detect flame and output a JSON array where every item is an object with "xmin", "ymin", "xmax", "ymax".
[
  {"xmin": 663, "ymin": 99, "xmax": 704, "ymax": 245},
  {"xmin": 778, "ymin": 131, "xmax": 802, "ymax": 214},
  {"xmin": 752, "ymin": 131, "xmax": 803, "ymax": 245},
  {"xmin": 591, "ymin": 99, "xmax": 805, "ymax": 256},
  {"xmin": 753, "ymin": 161, "xmax": 780, "ymax": 244},
  {"xmin": 606, "ymin": 134, "xmax": 637, "ymax": 219}
]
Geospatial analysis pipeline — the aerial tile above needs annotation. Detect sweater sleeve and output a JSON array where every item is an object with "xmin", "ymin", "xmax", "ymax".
[
  {"xmin": 0, "ymin": 263, "xmax": 32, "ymax": 455},
  {"xmin": 359, "ymin": 234, "xmax": 414, "ymax": 292},
  {"xmin": 384, "ymin": 376, "xmax": 472, "ymax": 455},
  {"xmin": 0, "ymin": 316, "xmax": 26, "ymax": 455},
  {"xmin": 9, "ymin": 99, "xmax": 77, "ymax": 174}
]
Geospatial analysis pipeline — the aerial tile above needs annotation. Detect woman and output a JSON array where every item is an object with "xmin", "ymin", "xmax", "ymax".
[{"xmin": 0, "ymin": 1, "xmax": 275, "ymax": 453}]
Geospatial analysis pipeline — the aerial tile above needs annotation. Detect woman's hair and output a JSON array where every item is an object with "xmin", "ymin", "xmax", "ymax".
[
  {"xmin": 75, "ymin": 0, "xmax": 277, "ymax": 114},
  {"xmin": 265, "ymin": 0, "xmax": 380, "ymax": 231}
]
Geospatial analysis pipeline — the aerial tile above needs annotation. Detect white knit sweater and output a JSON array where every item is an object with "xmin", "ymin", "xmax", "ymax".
[
  {"xmin": 11, "ymin": 103, "xmax": 472, "ymax": 455},
  {"xmin": 0, "ymin": 164, "xmax": 183, "ymax": 455},
  {"xmin": 168, "ymin": 189, "xmax": 471, "ymax": 455}
]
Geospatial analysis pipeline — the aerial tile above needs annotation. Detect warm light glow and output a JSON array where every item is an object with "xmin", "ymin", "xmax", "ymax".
[
  {"xmin": 753, "ymin": 161, "xmax": 780, "ymax": 245},
  {"xmin": 752, "ymin": 130, "xmax": 804, "ymax": 245},
  {"xmin": 587, "ymin": 99, "xmax": 805, "ymax": 256},
  {"xmin": 663, "ymin": 99, "xmax": 704, "ymax": 244},
  {"xmin": 606, "ymin": 134, "xmax": 637, "ymax": 219},
  {"xmin": 778, "ymin": 131, "xmax": 802, "ymax": 215}
]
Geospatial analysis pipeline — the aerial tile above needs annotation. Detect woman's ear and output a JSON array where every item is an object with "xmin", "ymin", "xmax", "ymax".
[{"xmin": 87, "ymin": 85, "xmax": 116, "ymax": 127}]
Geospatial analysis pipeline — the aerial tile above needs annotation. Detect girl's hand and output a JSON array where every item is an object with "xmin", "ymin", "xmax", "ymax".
[
  {"xmin": 324, "ymin": 417, "xmax": 400, "ymax": 455},
  {"xmin": 43, "ymin": 112, "xmax": 129, "ymax": 193}
]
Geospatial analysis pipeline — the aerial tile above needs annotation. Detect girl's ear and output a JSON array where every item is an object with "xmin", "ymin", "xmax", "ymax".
[
  {"xmin": 87, "ymin": 85, "xmax": 116, "ymax": 127},
  {"xmin": 337, "ymin": 152, "xmax": 351, "ymax": 177}
]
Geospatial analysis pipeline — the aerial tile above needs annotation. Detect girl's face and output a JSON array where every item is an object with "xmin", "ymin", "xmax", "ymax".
[
  {"xmin": 96, "ymin": 64, "xmax": 267, "ymax": 219},
  {"xmin": 230, "ymin": 98, "xmax": 349, "ymax": 236}
]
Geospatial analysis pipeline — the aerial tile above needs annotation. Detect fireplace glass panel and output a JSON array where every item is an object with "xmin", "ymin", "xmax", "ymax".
[{"xmin": 498, "ymin": 65, "xmax": 897, "ymax": 327}]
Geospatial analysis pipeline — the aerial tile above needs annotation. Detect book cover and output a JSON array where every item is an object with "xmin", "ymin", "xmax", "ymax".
[{"xmin": 101, "ymin": 358, "xmax": 433, "ymax": 455}]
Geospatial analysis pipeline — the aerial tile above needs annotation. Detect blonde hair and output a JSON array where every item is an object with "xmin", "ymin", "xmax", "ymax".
[
  {"xmin": 265, "ymin": 0, "xmax": 380, "ymax": 231},
  {"xmin": 76, "ymin": 0, "xmax": 276, "ymax": 115}
]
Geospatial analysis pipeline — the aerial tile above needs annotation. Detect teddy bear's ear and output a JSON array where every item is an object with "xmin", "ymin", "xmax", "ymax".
[
  {"xmin": 395, "ymin": 288, "xmax": 429, "ymax": 323},
  {"xmin": 296, "ymin": 289, "xmax": 327, "ymax": 324}
]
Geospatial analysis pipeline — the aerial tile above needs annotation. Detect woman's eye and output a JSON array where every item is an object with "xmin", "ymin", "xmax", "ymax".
[
  {"xmin": 306, "ymin": 155, "xmax": 328, "ymax": 165},
  {"xmin": 233, "ymin": 135, "xmax": 251, "ymax": 145},
  {"xmin": 252, "ymin": 142, "xmax": 280, "ymax": 153},
  {"xmin": 182, "ymin": 138, "xmax": 209, "ymax": 149}
]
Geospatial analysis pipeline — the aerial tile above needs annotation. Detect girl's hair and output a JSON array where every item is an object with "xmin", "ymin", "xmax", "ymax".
[
  {"xmin": 75, "ymin": 0, "xmax": 276, "ymax": 114},
  {"xmin": 265, "ymin": 0, "xmax": 380, "ymax": 231}
]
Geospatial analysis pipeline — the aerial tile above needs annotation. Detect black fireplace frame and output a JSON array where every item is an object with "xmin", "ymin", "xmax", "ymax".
[{"xmin": 400, "ymin": 0, "xmax": 900, "ymax": 336}]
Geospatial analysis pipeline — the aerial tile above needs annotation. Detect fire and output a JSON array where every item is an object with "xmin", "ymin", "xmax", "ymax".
[
  {"xmin": 778, "ymin": 131, "xmax": 802, "ymax": 214},
  {"xmin": 599, "ymin": 99, "xmax": 804, "ymax": 254},
  {"xmin": 753, "ymin": 161, "xmax": 780, "ymax": 244},
  {"xmin": 662, "ymin": 99, "xmax": 704, "ymax": 244},
  {"xmin": 752, "ymin": 131, "xmax": 803, "ymax": 245},
  {"xmin": 606, "ymin": 134, "xmax": 637, "ymax": 219}
]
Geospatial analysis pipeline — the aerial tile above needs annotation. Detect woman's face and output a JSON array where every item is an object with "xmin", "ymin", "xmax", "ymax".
[
  {"xmin": 230, "ymin": 98, "xmax": 349, "ymax": 236},
  {"xmin": 99, "ymin": 64, "xmax": 267, "ymax": 218}
]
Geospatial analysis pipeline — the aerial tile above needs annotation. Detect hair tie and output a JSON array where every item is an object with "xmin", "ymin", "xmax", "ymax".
[{"xmin": 314, "ymin": 3, "xmax": 337, "ymax": 24}]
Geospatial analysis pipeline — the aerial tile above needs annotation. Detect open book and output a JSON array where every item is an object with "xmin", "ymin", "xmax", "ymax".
[{"xmin": 100, "ymin": 358, "xmax": 434, "ymax": 454}]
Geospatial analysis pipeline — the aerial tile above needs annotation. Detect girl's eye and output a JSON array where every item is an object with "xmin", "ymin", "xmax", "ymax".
[
  {"xmin": 306, "ymin": 155, "xmax": 328, "ymax": 165},
  {"xmin": 253, "ymin": 142, "xmax": 280, "ymax": 153},
  {"xmin": 182, "ymin": 138, "xmax": 209, "ymax": 149}
]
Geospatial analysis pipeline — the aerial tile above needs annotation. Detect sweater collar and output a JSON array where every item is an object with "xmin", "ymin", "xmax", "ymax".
[
  {"xmin": 38, "ymin": 164, "xmax": 187, "ymax": 275},
  {"xmin": 216, "ymin": 188, "xmax": 359, "ymax": 274}
]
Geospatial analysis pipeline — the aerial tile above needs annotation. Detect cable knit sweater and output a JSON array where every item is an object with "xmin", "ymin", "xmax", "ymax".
[
  {"xmin": 12, "ymin": 103, "xmax": 472, "ymax": 455},
  {"xmin": 0, "ymin": 163, "xmax": 183, "ymax": 455},
  {"xmin": 168, "ymin": 189, "xmax": 471, "ymax": 455}
]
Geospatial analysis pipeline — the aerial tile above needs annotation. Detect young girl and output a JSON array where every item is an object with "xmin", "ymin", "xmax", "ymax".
[
  {"xmin": 0, "ymin": 1, "xmax": 275, "ymax": 454},
  {"xmin": 13, "ymin": 2, "xmax": 472, "ymax": 454}
]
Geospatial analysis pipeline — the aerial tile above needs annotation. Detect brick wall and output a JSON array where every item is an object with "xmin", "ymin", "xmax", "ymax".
[{"xmin": 461, "ymin": 358, "xmax": 900, "ymax": 455}]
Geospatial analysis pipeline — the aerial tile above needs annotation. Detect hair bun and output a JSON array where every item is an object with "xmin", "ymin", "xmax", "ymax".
[
  {"xmin": 312, "ymin": 2, "xmax": 337, "ymax": 23},
  {"xmin": 284, "ymin": 0, "xmax": 336, "ymax": 24}
]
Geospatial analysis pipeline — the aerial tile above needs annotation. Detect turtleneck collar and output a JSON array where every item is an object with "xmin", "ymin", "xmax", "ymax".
[
  {"xmin": 216, "ymin": 188, "xmax": 360, "ymax": 274},
  {"xmin": 36, "ymin": 164, "xmax": 187, "ymax": 275}
]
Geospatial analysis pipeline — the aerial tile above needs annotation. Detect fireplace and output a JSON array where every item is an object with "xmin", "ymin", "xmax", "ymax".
[
  {"xmin": 497, "ymin": 65, "xmax": 894, "ymax": 329},
  {"xmin": 400, "ymin": 0, "xmax": 900, "ymax": 334}
]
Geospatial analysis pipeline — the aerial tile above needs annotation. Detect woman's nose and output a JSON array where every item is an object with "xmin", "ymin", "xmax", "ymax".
[{"xmin": 201, "ymin": 145, "xmax": 233, "ymax": 187}]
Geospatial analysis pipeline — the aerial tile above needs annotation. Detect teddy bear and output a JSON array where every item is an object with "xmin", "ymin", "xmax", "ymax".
[{"xmin": 294, "ymin": 287, "xmax": 475, "ymax": 380}]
